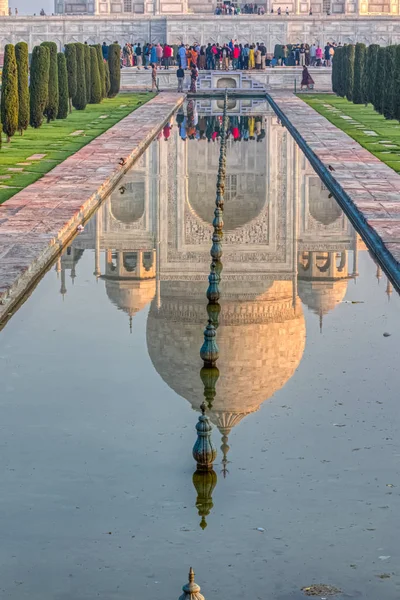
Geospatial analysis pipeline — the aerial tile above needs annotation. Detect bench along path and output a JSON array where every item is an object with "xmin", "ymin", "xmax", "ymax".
[
  {"xmin": 0, "ymin": 93, "xmax": 184, "ymax": 323},
  {"xmin": 268, "ymin": 92, "xmax": 400, "ymax": 292}
]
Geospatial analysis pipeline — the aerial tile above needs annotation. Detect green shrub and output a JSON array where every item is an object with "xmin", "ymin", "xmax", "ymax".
[
  {"xmin": 374, "ymin": 47, "xmax": 386, "ymax": 114},
  {"xmin": 15, "ymin": 41, "xmax": 29, "ymax": 135},
  {"xmin": 1, "ymin": 44, "xmax": 19, "ymax": 142},
  {"xmin": 84, "ymin": 44, "xmax": 91, "ymax": 104},
  {"xmin": 41, "ymin": 41, "xmax": 59, "ymax": 123},
  {"xmin": 353, "ymin": 43, "xmax": 366, "ymax": 104},
  {"xmin": 383, "ymin": 45, "xmax": 396, "ymax": 119},
  {"xmin": 72, "ymin": 43, "xmax": 87, "ymax": 111},
  {"xmin": 94, "ymin": 44, "xmax": 106, "ymax": 99},
  {"xmin": 64, "ymin": 43, "xmax": 77, "ymax": 112},
  {"xmin": 108, "ymin": 43, "xmax": 121, "ymax": 98},
  {"xmin": 29, "ymin": 45, "xmax": 50, "ymax": 128},
  {"xmin": 104, "ymin": 60, "xmax": 111, "ymax": 97},
  {"xmin": 89, "ymin": 46, "xmax": 102, "ymax": 104},
  {"xmin": 392, "ymin": 45, "xmax": 400, "ymax": 120},
  {"xmin": 332, "ymin": 46, "xmax": 342, "ymax": 95},
  {"xmin": 57, "ymin": 52, "xmax": 69, "ymax": 119},
  {"xmin": 366, "ymin": 44, "xmax": 379, "ymax": 106},
  {"xmin": 344, "ymin": 44, "xmax": 355, "ymax": 102}
]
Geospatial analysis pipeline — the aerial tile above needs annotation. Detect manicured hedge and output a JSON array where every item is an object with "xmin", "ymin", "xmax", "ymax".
[
  {"xmin": 41, "ymin": 41, "xmax": 59, "ymax": 123},
  {"xmin": 29, "ymin": 45, "xmax": 50, "ymax": 128},
  {"xmin": 108, "ymin": 43, "xmax": 121, "ymax": 98},
  {"xmin": 353, "ymin": 43, "xmax": 366, "ymax": 104},
  {"xmin": 15, "ymin": 41, "xmax": 29, "ymax": 135},
  {"xmin": 57, "ymin": 52, "xmax": 69, "ymax": 119},
  {"xmin": 1, "ymin": 44, "xmax": 19, "ymax": 142}
]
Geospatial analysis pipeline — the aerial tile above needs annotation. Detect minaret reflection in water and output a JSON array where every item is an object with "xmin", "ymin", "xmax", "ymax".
[{"xmin": 192, "ymin": 91, "xmax": 229, "ymax": 530}]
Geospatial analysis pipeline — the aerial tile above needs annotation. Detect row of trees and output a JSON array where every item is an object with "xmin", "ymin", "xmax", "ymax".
[
  {"xmin": 0, "ymin": 42, "xmax": 121, "ymax": 143},
  {"xmin": 332, "ymin": 43, "xmax": 400, "ymax": 120}
]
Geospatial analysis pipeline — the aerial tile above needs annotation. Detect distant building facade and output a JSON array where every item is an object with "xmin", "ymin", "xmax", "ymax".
[{"xmin": 54, "ymin": 0, "xmax": 400, "ymax": 16}]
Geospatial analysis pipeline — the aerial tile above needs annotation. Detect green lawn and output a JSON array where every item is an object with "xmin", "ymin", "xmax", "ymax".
[
  {"xmin": 300, "ymin": 94, "xmax": 400, "ymax": 173},
  {"xmin": 0, "ymin": 92, "xmax": 154, "ymax": 204}
]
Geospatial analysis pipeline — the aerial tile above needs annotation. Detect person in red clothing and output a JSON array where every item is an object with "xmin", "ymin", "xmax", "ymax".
[
  {"xmin": 163, "ymin": 121, "xmax": 172, "ymax": 140},
  {"xmin": 232, "ymin": 44, "xmax": 240, "ymax": 70},
  {"xmin": 163, "ymin": 43, "xmax": 173, "ymax": 70}
]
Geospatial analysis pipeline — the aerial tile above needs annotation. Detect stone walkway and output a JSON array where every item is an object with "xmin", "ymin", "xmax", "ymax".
[
  {"xmin": 0, "ymin": 93, "xmax": 184, "ymax": 322},
  {"xmin": 268, "ymin": 92, "xmax": 400, "ymax": 291}
]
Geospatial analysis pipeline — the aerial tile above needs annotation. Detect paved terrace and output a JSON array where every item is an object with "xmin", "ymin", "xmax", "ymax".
[
  {"xmin": 0, "ymin": 92, "xmax": 184, "ymax": 323},
  {"xmin": 268, "ymin": 92, "xmax": 400, "ymax": 293}
]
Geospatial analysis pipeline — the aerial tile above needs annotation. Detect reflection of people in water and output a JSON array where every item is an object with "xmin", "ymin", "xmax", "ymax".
[{"xmin": 177, "ymin": 107, "xmax": 266, "ymax": 143}]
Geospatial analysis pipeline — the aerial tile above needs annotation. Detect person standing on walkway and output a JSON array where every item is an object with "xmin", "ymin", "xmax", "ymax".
[
  {"xmin": 178, "ymin": 44, "xmax": 188, "ymax": 69},
  {"xmin": 156, "ymin": 43, "xmax": 163, "ymax": 66},
  {"xmin": 249, "ymin": 44, "xmax": 255, "ymax": 69},
  {"xmin": 102, "ymin": 42, "xmax": 109, "ymax": 60},
  {"xmin": 177, "ymin": 65, "xmax": 185, "ymax": 92},
  {"xmin": 150, "ymin": 44, "xmax": 157, "ymax": 65},
  {"xmin": 163, "ymin": 43, "xmax": 172, "ymax": 69},
  {"xmin": 260, "ymin": 42, "xmax": 267, "ymax": 69},
  {"xmin": 221, "ymin": 45, "xmax": 229, "ymax": 70},
  {"xmin": 310, "ymin": 43, "xmax": 316, "ymax": 66},
  {"xmin": 151, "ymin": 63, "xmax": 158, "ymax": 93},
  {"xmin": 199, "ymin": 46, "xmax": 206, "ymax": 70},
  {"xmin": 242, "ymin": 43, "xmax": 250, "ymax": 69},
  {"xmin": 144, "ymin": 43, "xmax": 150, "ymax": 69},
  {"xmin": 135, "ymin": 43, "xmax": 142, "ymax": 69},
  {"xmin": 255, "ymin": 45, "xmax": 262, "ymax": 69},
  {"xmin": 299, "ymin": 44, "xmax": 306, "ymax": 66},
  {"xmin": 190, "ymin": 65, "xmax": 198, "ymax": 92},
  {"xmin": 232, "ymin": 44, "xmax": 240, "ymax": 70},
  {"xmin": 316, "ymin": 45, "xmax": 323, "ymax": 66},
  {"xmin": 300, "ymin": 65, "xmax": 314, "ymax": 90}
]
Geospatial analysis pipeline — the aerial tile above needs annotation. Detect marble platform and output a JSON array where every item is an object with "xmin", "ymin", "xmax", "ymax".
[
  {"xmin": 0, "ymin": 93, "xmax": 184, "ymax": 323},
  {"xmin": 268, "ymin": 92, "xmax": 400, "ymax": 291}
]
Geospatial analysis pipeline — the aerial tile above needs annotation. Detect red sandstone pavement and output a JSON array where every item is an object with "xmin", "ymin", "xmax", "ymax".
[
  {"xmin": 269, "ymin": 92, "xmax": 400, "ymax": 287},
  {"xmin": 0, "ymin": 93, "xmax": 184, "ymax": 321}
]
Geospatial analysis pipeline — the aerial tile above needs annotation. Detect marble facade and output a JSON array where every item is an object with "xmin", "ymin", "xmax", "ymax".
[{"xmin": 2, "ymin": 15, "xmax": 400, "ymax": 49}]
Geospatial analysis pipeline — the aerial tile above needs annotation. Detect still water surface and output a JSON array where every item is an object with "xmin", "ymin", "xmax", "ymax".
[{"xmin": 0, "ymin": 101, "xmax": 399, "ymax": 600}]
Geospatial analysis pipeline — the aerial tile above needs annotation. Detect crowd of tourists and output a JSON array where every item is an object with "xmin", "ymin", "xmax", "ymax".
[
  {"xmin": 161, "ymin": 106, "xmax": 266, "ymax": 142},
  {"xmin": 116, "ymin": 40, "xmax": 339, "ymax": 70}
]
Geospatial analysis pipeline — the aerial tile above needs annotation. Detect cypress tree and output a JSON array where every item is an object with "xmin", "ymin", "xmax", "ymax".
[
  {"xmin": 84, "ymin": 44, "xmax": 91, "ymax": 104},
  {"xmin": 366, "ymin": 44, "xmax": 379, "ymax": 105},
  {"xmin": 29, "ymin": 45, "xmax": 50, "ymax": 128},
  {"xmin": 338, "ymin": 45, "xmax": 347, "ymax": 98},
  {"xmin": 64, "ymin": 43, "xmax": 77, "ymax": 112},
  {"xmin": 1, "ymin": 44, "xmax": 19, "ymax": 142},
  {"xmin": 15, "ymin": 41, "xmax": 29, "ymax": 136},
  {"xmin": 344, "ymin": 44, "xmax": 355, "ymax": 102},
  {"xmin": 392, "ymin": 45, "xmax": 400, "ymax": 120},
  {"xmin": 72, "ymin": 43, "xmax": 87, "ymax": 111},
  {"xmin": 332, "ymin": 46, "xmax": 342, "ymax": 95},
  {"xmin": 353, "ymin": 43, "xmax": 366, "ymax": 104},
  {"xmin": 41, "ymin": 41, "xmax": 59, "ymax": 123},
  {"xmin": 108, "ymin": 43, "xmax": 121, "ymax": 98},
  {"xmin": 104, "ymin": 60, "xmax": 111, "ymax": 97},
  {"xmin": 383, "ymin": 45, "xmax": 396, "ymax": 119},
  {"xmin": 94, "ymin": 44, "xmax": 106, "ymax": 99},
  {"xmin": 89, "ymin": 46, "xmax": 102, "ymax": 104},
  {"xmin": 57, "ymin": 52, "xmax": 69, "ymax": 119},
  {"xmin": 374, "ymin": 46, "xmax": 386, "ymax": 114}
]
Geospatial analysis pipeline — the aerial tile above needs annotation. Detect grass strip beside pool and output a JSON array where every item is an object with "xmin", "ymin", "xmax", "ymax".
[
  {"xmin": 0, "ymin": 92, "xmax": 154, "ymax": 204},
  {"xmin": 300, "ymin": 94, "xmax": 400, "ymax": 174}
]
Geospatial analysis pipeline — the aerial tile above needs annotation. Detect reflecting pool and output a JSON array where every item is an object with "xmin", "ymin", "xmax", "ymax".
[{"xmin": 0, "ymin": 100, "xmax": 399, "ymax": 600}]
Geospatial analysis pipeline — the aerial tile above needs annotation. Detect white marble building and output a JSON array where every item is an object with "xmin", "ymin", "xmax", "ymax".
[
  {"xmin": 1, "ymin": 14, "xmax": 400, "ymax": 48},
  {"xmin": 55, "ymin": 0, "xmax": 398, "ymax": 14}
]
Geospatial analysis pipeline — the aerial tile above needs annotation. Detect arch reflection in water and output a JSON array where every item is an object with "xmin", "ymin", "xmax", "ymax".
[{"xmin": 56, "ymin": 101, "xmax": 360, "ymax": 479}]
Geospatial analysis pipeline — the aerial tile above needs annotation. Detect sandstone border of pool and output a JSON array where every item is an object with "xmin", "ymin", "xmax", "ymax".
[
  {"xmin": 0, "ymin": 92, "xmax": 185, "ymax": 324},
  {"xmin": 268, "ymin": 92, "xmax": 400, "ymax": 294}
]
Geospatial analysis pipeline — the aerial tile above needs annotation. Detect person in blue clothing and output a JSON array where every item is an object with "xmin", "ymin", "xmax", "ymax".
[
  {"xmin": 150, "ymin": 44, "xmax": 157, "ymax": 65},
  {"xmin": 102, "ymin": 42, "xmax": 109, "ymax": 60}
]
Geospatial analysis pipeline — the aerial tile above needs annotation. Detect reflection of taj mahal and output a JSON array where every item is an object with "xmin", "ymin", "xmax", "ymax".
[{"xmin": 58, "ymin": 107, "xmax": 367, "ymax": 458}]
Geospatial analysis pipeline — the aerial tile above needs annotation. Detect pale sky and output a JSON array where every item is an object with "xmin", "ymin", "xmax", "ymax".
[{"xmin": 9, "ymin": 0, "xmax": 54, "ymax": 13}]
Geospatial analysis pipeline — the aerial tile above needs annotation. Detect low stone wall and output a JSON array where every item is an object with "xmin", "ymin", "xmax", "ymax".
[
  {"xmin": 0, "ymin": 93, "xmax": 184, "ymax": 324},
  {"xmin": 122, "ymin": 66, "xmax": 332, "ymax": 92}
]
